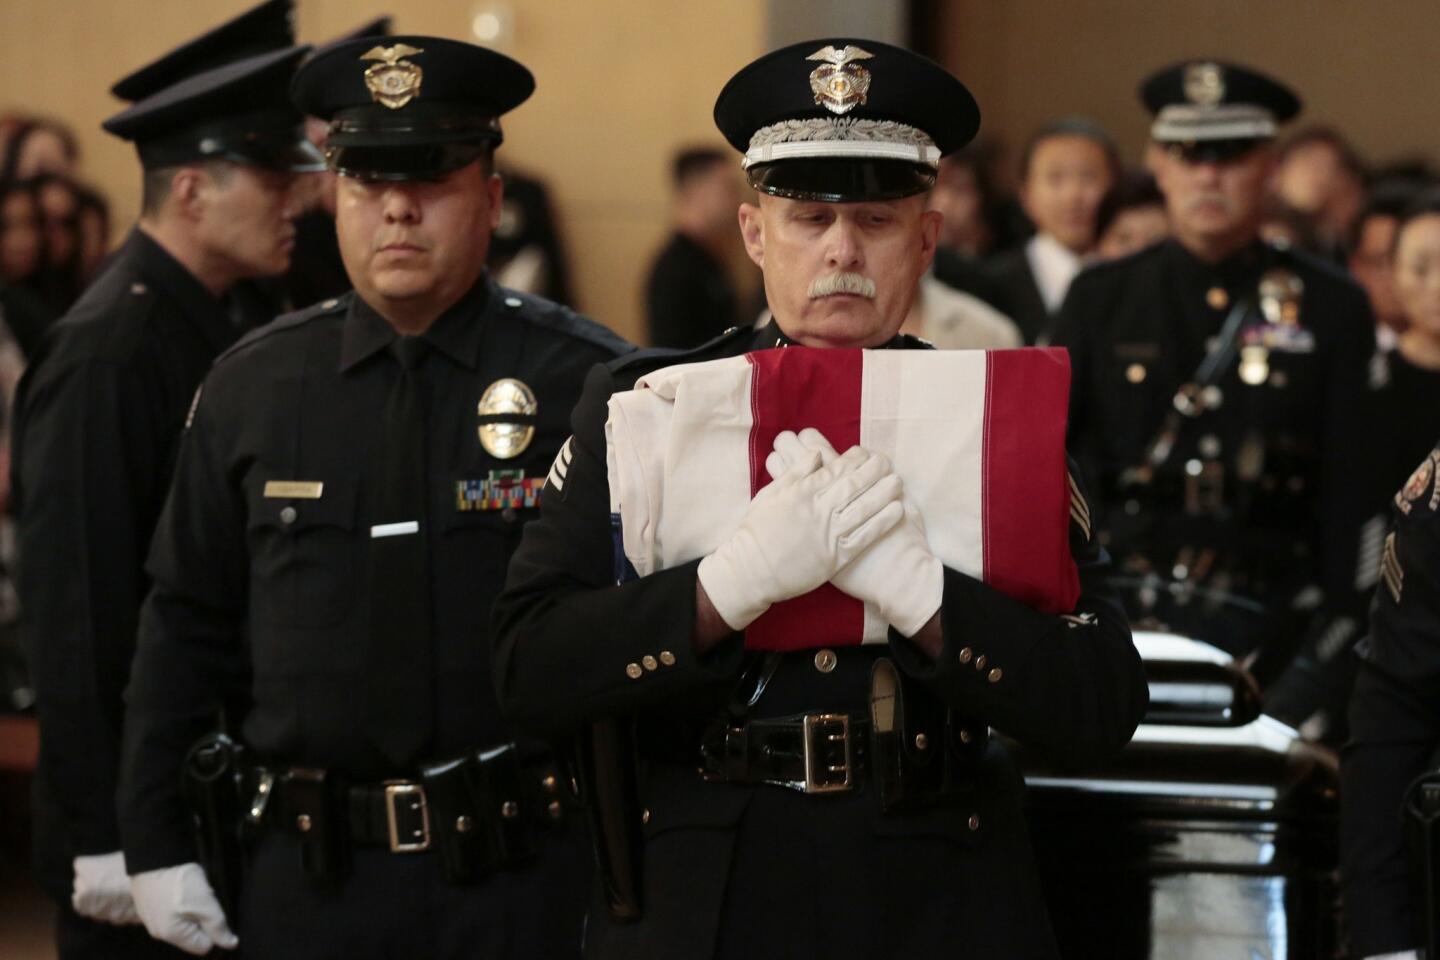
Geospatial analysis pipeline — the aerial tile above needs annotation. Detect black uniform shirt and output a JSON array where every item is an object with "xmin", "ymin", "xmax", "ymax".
[
  {"xmin": 644, "ymin": 232, "xmax": 739, "ymax": 349},
  {"xmin": 12, "ymin": 229, "xmax": 245, "ymax": 882},
  {"xmin": 118, "ymin": 277, "xmax": 629, "ymax": 872},
  {"xmin": 1052, "ymin": 238, "xmax": 1378, "ymax": 609}
]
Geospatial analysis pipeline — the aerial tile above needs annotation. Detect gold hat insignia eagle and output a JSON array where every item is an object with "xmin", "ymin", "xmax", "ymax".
[
  {"xmin": 361, "ymin": 44, "xmax": 425, "ymax": 110},
  {"xmin": 806, "ymin": 45, "xmax": 875, "ymax": 116}
]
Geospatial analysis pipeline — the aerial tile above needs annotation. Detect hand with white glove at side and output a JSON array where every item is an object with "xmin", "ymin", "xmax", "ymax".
[
  {"xmin": 767, "ymin": 429, "xmax": 943, "ymax": 637},
  {"xmin": 130, "ymin": 863, "xmax": 238, "ymax": 956},
  {"xmin": 698, "ymin": 444, "xmax": 905, "ymax": 630},
  {"xmin": 71, "ymin": 851, "xmax": 140, "ymax": 925}
]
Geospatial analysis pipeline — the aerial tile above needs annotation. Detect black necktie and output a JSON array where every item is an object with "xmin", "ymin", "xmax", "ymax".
[{"xmin": 364, "ymin": 336, "xmax": 435, "ymax": 767}]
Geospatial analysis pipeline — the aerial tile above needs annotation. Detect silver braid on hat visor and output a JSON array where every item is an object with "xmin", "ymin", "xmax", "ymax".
[
  {"xmin": 1150, "ymin": 103, "xmax": 1277, "ymax": 142},
  {"xmin": 743, "ymin": 118, "xmax": 940, "ymax": 170}
]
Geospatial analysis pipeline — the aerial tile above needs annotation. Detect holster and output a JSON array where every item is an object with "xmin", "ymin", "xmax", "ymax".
[
  {"xmin": 574, "ymin": 717, "xmax": 644, "ymax": 922},
  {"xmin": 280, "ymin": 767, "xmax": 351, "ymax": 887},
  {"xmin": 1404, "ymin": 769, "xmax": 1440, "ymax": 958},
  {"xmin": 869, "ymin": 658, "xmax": 985, "ymax": 813},
  {"xmin": 418, "ymin": 744, "xmax": 540, "ymax": 885},
  {"xmin": 181, "ymin": 733, "xmax": 247, "ymax": 922}
]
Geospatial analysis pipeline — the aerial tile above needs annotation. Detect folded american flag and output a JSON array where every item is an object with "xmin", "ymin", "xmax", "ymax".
[{"xmin": 605, "ymin": 347, "xmax": 1079, "ymax": 651}]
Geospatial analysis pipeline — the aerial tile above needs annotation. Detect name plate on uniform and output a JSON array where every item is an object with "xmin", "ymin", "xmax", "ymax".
[{"xmin": 263, "ymin": 480, "xmax": 325, "ymax": 499}]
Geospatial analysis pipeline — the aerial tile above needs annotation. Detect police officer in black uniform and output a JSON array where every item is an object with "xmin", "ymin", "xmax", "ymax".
[
  {"xmin": 1050, "ymin": 61, "xmax": 1378, "ymax": 734},
  {"xmin": 1341, "ymin": 444, "xmax": 1440, "ymax": 960},
  {"xmin": 493, "ymin": 39, "xmax": 1147, "ymax": 960},
  {"xmin": 117, "ymin": 36, "xmax": 630, "ymax": 958},
  {"xmin": 11, "ymin": 9, "xmax": 319, "ymax": 956}
]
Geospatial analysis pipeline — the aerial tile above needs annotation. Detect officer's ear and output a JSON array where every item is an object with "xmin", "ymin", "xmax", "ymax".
[
  {"xmin": 167, "ymin": 166, "xmax": 208, "ymax": 221},
  {"xmin": 738, "ymin": 200, "xmax": 765, "ymax": 268},
  {"xmin": 485, "ymin": 172, "xmax": 504, "ymax": 232},
  {"xmin": 918, "ymin": 206, "xmax": 941, "ymax": 271}
]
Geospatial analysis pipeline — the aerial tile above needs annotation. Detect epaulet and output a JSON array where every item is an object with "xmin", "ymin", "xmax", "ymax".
[
  {"xmin": 214, "ymin": 291, "xmax": 352, "ymax": 365},
  {"xmin": 494, "ymin": 285, "xmax": 632, "ymax": 358},
  {"xmin": 610, "ymin": 324, "xmax": 752, "ymax": 375}
]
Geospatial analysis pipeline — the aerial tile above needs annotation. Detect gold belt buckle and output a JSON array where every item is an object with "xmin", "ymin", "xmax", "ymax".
[
  {"xmin": 383, "ymin": 781, "xmax": 431, "ymax": 853},
  {"xmin": 802, "ymin": 713, "xmax": 853, "ymax": 794}
]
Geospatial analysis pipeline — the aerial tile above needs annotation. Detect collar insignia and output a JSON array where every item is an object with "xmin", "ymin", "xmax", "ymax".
[
  {"xmin": 361, "ymin": 44, "xmax": 425, "ymax": 110},
  {"xmin": 806, "ymin": 45, "xmax": 874, "ymax": 116}
]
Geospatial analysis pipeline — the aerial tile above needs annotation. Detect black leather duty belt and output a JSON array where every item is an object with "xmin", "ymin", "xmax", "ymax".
[{"xmin": 700, "ymin": 712, "xmax": 872, "ymax": 795}]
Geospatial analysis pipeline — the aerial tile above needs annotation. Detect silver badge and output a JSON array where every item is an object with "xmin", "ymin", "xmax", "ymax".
[
  {"xmin": 477, "ymin": 378, "xmax": 537, "ymax": 459},
  {"xmin": 806, "ymin": 45, "xmax": 875, "ymax": 116},
  {"xmin": 1184, "ymin": 62, "xmax": 1225, "ymax": 107},
  {"xmin": 1259, "ymin": 268, "xmax": 1304, "ymax": 327}
]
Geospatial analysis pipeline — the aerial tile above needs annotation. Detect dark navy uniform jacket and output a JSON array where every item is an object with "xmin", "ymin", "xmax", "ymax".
[
  {"xmin": 492, "ymin": 322, "xmax": 1148, "ymax": 960},
  {"xmin": 117, "ymin": 277, "xmax": 629, "ymax": 875},
  {"xmin": 12, "ymin": 229, "xmax": 251, "ymax": 898},
  {"xmin": 1343, "ymin": 441, "xmax": 1440, "ymax": 958}
]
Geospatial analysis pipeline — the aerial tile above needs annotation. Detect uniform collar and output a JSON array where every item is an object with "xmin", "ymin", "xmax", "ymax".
[
  {"xmin": 750, "ymin": 316, "xmax": 913, "ymax": 351},
  {"xmin": 1162, "ymin": 236, "xmax": 1268, "ymax": 292},
  {"xmin": 128, "ymin": 227, "xmax": 238, "ymax": 354},
  {"xmin": 340, "ymin": 273, "xmax": 493, "ymax": 372}
]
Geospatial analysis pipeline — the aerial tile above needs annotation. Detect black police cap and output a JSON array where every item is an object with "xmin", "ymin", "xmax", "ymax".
[
  {"xmin": 1140, "ymin": 60, "xmax": 1301, "ymax": 145},
  {"xmin": 103, "ymin": 45, "xmax": 323, "ymax": 172},
  {"xmin": 110, "ymin": 0, "xmax": 294, "ymax": 102},
  {"xmin": 291, "ymin": 35, "xmax": 534, "ymax": 181},
  {"xmin": 713, "ymin": 38, "xmax": 979, "ymax": 203}
]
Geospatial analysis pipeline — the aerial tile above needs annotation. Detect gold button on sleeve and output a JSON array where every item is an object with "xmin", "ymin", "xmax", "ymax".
[
  {"xmin": 659, "ymin": 650, "xmax": 676, "ymax": 666},
  {"xmin": 642, "ymin": 655, "xmax": 658, "ymax": 671},
  {"xmin": 958, "ymin": 647, "xmax": 974, "ymax": 664},
  {"xmin": 974, "ymin": 654, "xmax": 987, "ymax": 671},
  {"xmin": 625, "ymin": 663, "xmax": 643, "ymax": 680},
  {"xmin": 988, "ymin": 667, "xmax": 1003, "ymax": 684}
]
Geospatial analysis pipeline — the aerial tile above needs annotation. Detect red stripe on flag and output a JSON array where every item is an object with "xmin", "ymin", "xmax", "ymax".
[
  {"xmin": 744, "ymin": 348, "xmax": 867, "ymax": 651},
  {"xmin": 982, "ymin": 348, "xmax": 1080, "ymax": 614}
]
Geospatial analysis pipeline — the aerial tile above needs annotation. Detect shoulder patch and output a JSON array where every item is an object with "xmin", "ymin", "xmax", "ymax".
[
  {"xmin": 1382, "ymin": 531, "xmax": 1403, "ymax": 604},
  {"xmin": 1395, "ymin": 448, "xmax": 1440, "ymax": 515},
  {"xmin": 214, "ymin": 293, "xmax": 351, "ymax": 366},
  {"xmin": 1068, "ymin": 470, "xmax": 1092, "ymax": 541}
]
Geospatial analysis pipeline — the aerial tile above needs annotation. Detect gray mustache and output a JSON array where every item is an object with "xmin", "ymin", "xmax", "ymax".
[{"xmin": 808, "ymin": 272, "xmax": 877, "ymax": 299}]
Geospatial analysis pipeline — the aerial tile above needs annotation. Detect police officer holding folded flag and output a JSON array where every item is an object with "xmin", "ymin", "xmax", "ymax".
[
  {"xmin": 493, "ymin": 38, "xmax": 1146, "ymax": 959},
  {"xmin": 116, "ymin": 35, "xmax": 629, "ymax": 957},
  {"xmin": 1051, "ymin": 60, "xmax": 1378, "ymax": 736}
]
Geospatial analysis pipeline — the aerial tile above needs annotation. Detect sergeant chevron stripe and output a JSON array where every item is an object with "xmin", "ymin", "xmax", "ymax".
[{"xmin": 546, "ymin": 435, "xmax": 574, "ymax": 491}]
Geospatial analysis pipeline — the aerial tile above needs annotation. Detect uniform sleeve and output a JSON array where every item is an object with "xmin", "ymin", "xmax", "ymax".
[
  {"xmin": 887, "ymin": 460, "xmax": 1148, "ymax": 769},
  {"xmin": 15, "ymin": 358, "xmax": 167, "ymax": 855},
  {"xmin": 492, "ymin": 363, "xmax": 745, "ymax": 738},
  {"xmin": 1341, "ymin": 505, "xmax": 1440, "ymax": 957},
  {"xmin": 118, "ymin": 380, "xmax": 249, "ymax": 873}
]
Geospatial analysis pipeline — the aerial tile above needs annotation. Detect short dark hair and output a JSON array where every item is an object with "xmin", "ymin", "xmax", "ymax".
[
  {"xmin": 1019, "ymin": 116, "xmax": 1121, "ymax": 183},
  {"xmin": 1393, "ymin": 186, "xmax": 1440, "ymax": 253},
  {"xmin": 1279, "ymin": 125, "xmax": 1365, "ymax": 179},
  {"xmin": 672, "ymin": 147, "xmax": 730, "ymax": 190},
  {"xmin": 139, "ymin": 160, "xmax": 234, "ymax": 217},
  {"xmin": 1094, "ymin": 169, "xmax": 1164, "ymax": 239}
]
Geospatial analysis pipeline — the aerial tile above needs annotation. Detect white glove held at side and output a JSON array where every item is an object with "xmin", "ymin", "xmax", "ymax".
[
  {"xmin": 698, "ymin": 443, "xmax": 904, "ymax": 629},
  {"xmin": 130, "ymin": 862, "xmax": 238, "ymax": 956},
  {"xmin": 72, "ymin": 851, "xmax": 140, "ymax": 926},
  {"xmin": 768, "ymin": 429, "xmax": 943, "ymax": 637}
]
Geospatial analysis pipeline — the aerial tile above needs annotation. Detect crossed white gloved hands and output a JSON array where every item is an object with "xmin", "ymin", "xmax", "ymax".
[
  {"xmin": 130, "ymin": 862, "xmax": 238, "ymax": 955},
  {"xmin": 766, "ymin": 429, "xmax": 943, "ymax": 637},
  {"xmin": 697, "ymin": 429, "xmax": 942, "ymax": 637},
  {"xmin": 71, "ymin": 852, "xmax": 139, "ymax": 925}
]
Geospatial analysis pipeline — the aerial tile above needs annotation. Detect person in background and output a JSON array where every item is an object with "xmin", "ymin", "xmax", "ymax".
[
  {"xmin": 0, "ymin": 117, "xmax": 80, "ymax": 183},
  {"xmin": 1351, "ymin": 181, "xmax": 1422, "ymax": 351},
  {"xmin": 490, "ymin": 166, "xmax": 578, "ymax": 307},
  {"xmin": 644, "ymin": 146, "xmax": 743, "ymax": 348},
  {"xmin": 987, "ymin": 116, "xmax": 1119, "ymax": 343},
  {"xmin": 74, "ymin": 184, "xmax": 112, "ymax": 285},
  {"xmin": 1095, "ymin": 170, "xmax": 1169, "ymax": 261},
  {"xmin": 1271, "ymin": 126, "xmax": 1367, "ymax": 262},
  {"xmin": 30, "ymin": 174, "xmax": 86, "ymax": 314},
  {"xmin": 929, "ymin": 145, "xmax": 1012, "ymax": 313},
  {"xmin": 0, "ymin": 179, "xmax": 58, "ymax": 357}
]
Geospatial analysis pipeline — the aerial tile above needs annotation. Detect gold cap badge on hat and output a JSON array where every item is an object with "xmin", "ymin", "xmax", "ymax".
[
  {"xmin": 361, "ymin": 44, "xmax": 425, "ymax": 110},
  {"xmin": 806, "ymin": 45, "xmax": 874, "ymax": 116},
  {"xmin": 1183, "ymin": 62, "xmax": 1225, "ymax": 107},
  {"xmin": 477, "ymin": 378, "xmax": 537, "ymax": 459}
]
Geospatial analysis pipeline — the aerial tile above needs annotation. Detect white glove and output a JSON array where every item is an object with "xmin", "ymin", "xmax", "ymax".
[
  {"xmin": 71, "ymin": 851, "xmax": 140, "ymax": 925},
  {"xmin": 698, "ymin": 443, "xmax": 904, "ymax": 629},
  {"xmin": 130, "ymin": 863, "xmax": 238, "ymax": 956},
  {"xmin": 1363, "ymin": 952, "xmax": 1420, "ymax": 960},
  {"xmin": 768, "ymin": 429, "xmax": 943, "ymax": 637}
]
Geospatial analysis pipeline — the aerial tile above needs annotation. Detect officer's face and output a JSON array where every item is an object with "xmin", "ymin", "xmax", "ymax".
[
  {"xmin": 1020, "ymin": 135, "xmax": 1113, "ymax": 254},
  {"xmin": 196, "ymin": 164, "xmax": 301, "ymax": 279},
  {"xmin": 335, "ymin": 161, "xmax": 502, "ymax": 325},
  {"xmin": 1153, "ymin": 144, "xmax": 1275, "ymax": 257},
  {"xmin": 1351, "ymin": 213, "xmax": 1402, "ymax": 329},
  {"xmin": 1393, "ymin": 213, "xmax": 1440, "ymax": 336},
  {"xmin": 738, "ymin": 192, "xmax": 939, "ymax": 348}
]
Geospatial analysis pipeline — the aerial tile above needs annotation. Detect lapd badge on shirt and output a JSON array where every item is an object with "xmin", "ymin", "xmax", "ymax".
[
  {"xmin": 1395, "ymin": 449, "xmax": 1440, "ymax": 515},
  {"xmin": 456, "ymin": 470, "xmax": 545, "ymax": 512},
  {"xmin": 361, "ymin": 44, "xmax": 424, "ymax": 109},
  {"xmin": 476, "ymin": 378, "xmax": 537, "ymax": 459},
  {"xmin": 806, "ymin": 45, "xmax": 874, "ymax": 115}
]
